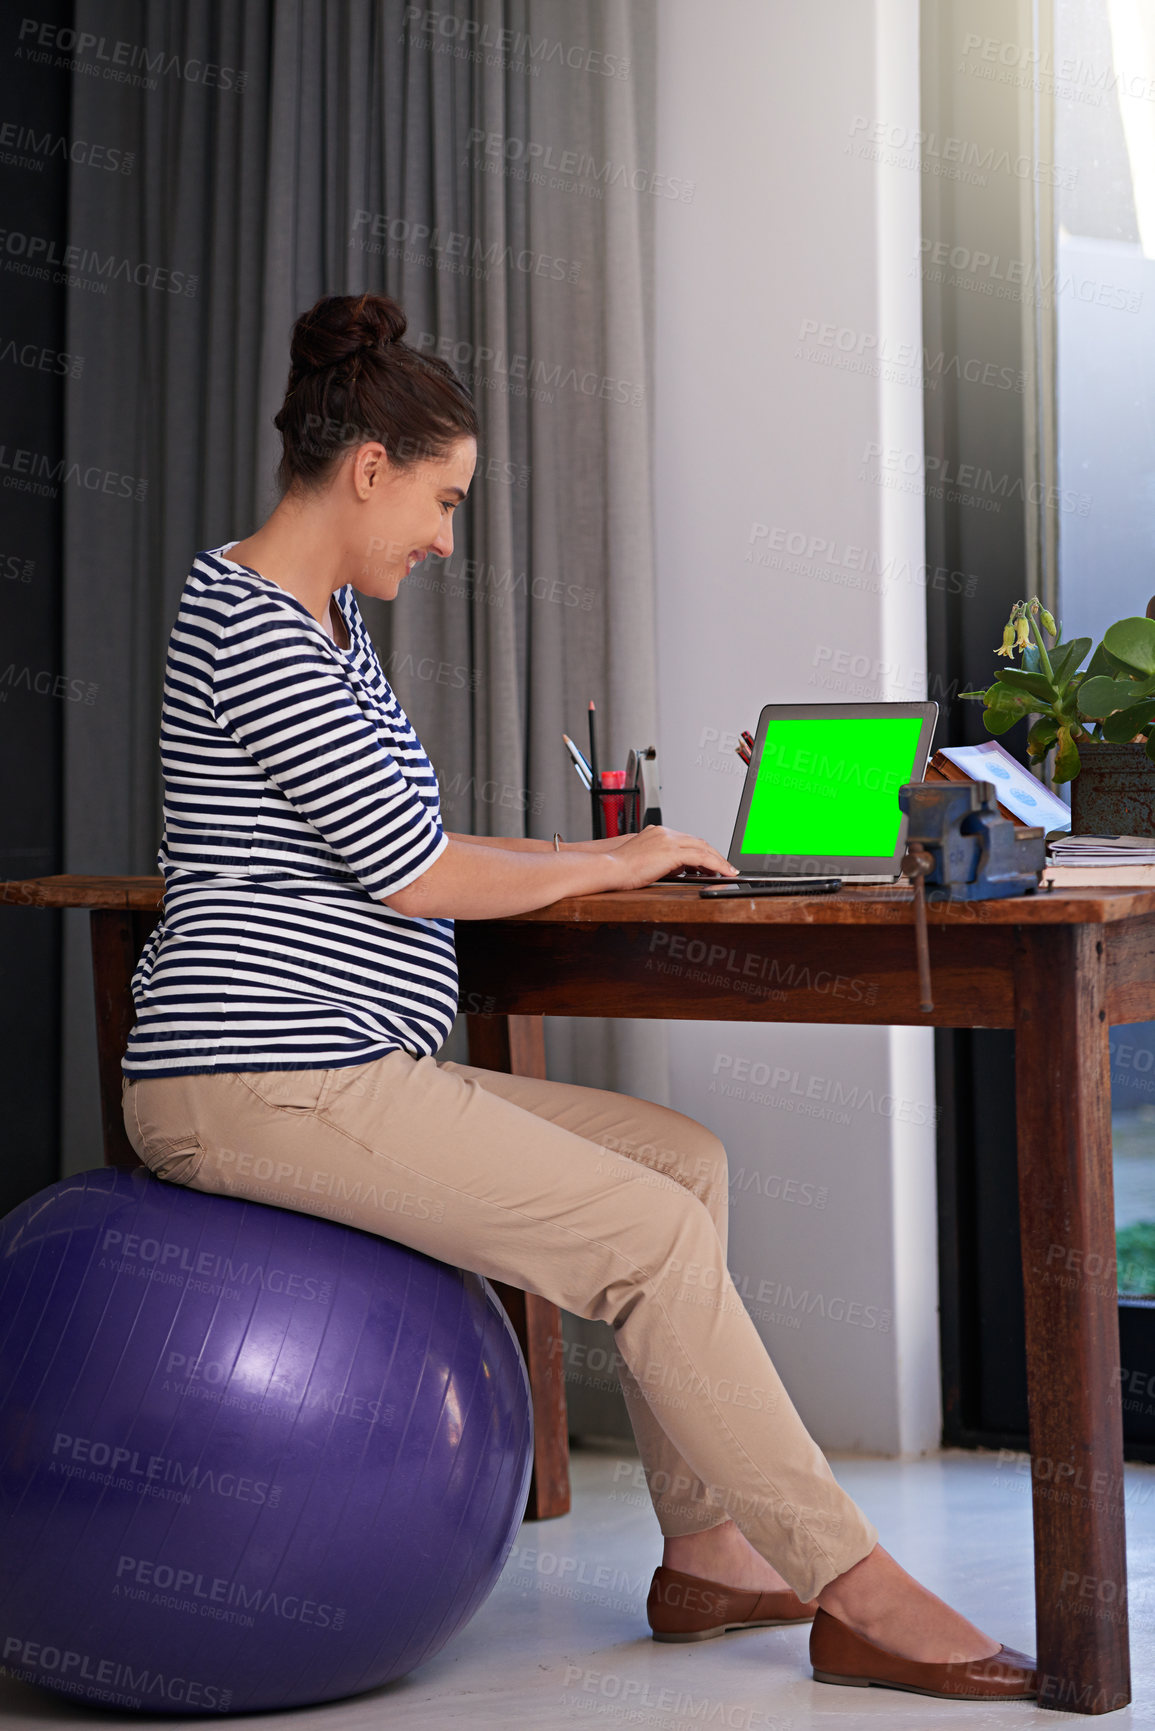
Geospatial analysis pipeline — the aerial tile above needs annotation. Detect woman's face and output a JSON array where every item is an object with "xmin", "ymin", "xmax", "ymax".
[{"xmin": 351, "ymin": 437, "xmax": 477, "ymax": 602}]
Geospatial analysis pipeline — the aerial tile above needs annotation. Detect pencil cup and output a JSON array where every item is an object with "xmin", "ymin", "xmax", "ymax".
[{"xmin": 593, "ymin": 773, "xmax": 640, "ymax": 840}]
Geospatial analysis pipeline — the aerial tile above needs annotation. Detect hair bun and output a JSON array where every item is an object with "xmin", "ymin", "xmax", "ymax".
[
  {"xmin": 288, "ymin": 293, "xmax": 408, "ymax": 376},
  {"xmin": 274, "ymin": 290, "xmax": 477, "ymax": 493}
]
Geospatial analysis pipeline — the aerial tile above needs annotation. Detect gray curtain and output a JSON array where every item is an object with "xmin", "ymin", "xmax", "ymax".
[{"xmin": 61, "ymin": 0, "xmax": 666, "ymax": 1171}]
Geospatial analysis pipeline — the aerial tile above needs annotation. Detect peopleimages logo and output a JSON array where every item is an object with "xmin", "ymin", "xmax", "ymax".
[
  {"xmin": 50, "ymin": 1432, "xmax": 282, "ymax": 1507},
  {"xmin": 2, "ymin": 1638, "xmax": 231, "ymax": 1713},
  {"xmin": 15, "ymin": 18, "xmax": 247, "ymax": 92},
  {"xmin": 350, "ymin": 210, "xmax": 582, "ymax": 283},
  {"xmin": 114, "ymin": 1555, "xmax": 347, "ymax": 1631},
  {"xmin": 915, "ymin": 237, "xmax": 1142, "ymax": 314},
  {"xmin": 712, "ymin": 1053, "xmax": 939, "ymax": 1125},
  {"xmin": 464, "ymin": 128, "xmax": 695, "ymax": 202},
  {"xmin": 99, "ymin": 1227, "xmax": 333, "ymax": 1301},
  {"xmin": 0, "ymin": 228, "xmax": 197, "ymax": 295},
  {"xmin": 413, "ymin": 330, "xmax": 644, "ymax": 407},
  {"xmin": 746, "ymin": 522, "xmax": 979, "ymax": 597},
  {"xmin": 0, "ymin": 119, "xmax": 133, "ymax": 173},
  {"xmin": 846, "ymin": 115, "xmax": 1077, "ymax": 189},
  {"xmin": 959, "ymin": 32, "xmax": 1155, "ymax": 106},
  {"xmin": 0, "ymin": 551, "xmax": 34, "ymax": 582},
  {"xmin": 0, "ymin": 337, "xmax": 83, "ymax": 377},
  {"xmin": 0, "ymin": 446, "xmax": 145, "ymax": 501},
  {"xmin": 402, "ymin": 7, "xmax": 631, "ymax": 79},
  {"xmin": 0, "ymin": 665, "xmax": 98, "ymax": 704},
  {"xmin": 162, "ymin": 1351, "xmax": 394, "ymax": 1425},
  {"xmin": 860, "ymin": 440, "xmax": 1093, "ymax": 516}
]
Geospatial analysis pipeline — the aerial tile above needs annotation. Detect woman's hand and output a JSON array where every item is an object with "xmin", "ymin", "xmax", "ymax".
[
  {"xmin": 561, "ymin": 834, "xmax": 632, "ymax": 853},
  {"xmin": 602, "ymin": 825, "xmax": 738, "ymax": 890},
  {"xmin": 386, "ymin": 828, "xmax": 735, "ymax": 920}
]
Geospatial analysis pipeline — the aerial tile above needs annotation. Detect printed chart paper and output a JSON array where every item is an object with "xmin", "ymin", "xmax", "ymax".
[{"xmin": 937, "ymin": 741, "xmax": 1071, "ymax": 831}]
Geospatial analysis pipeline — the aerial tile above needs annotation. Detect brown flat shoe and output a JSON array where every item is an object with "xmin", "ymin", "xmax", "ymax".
[
  {"xmin": 809, "ymin": 1606, "xmax": 1037, "ymax": 1700},
  {"xmin": 647, "ymin": 1564, "xmax": 818, "ymax": 1642}
]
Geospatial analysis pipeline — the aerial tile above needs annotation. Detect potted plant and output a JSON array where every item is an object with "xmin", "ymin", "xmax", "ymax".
[{"xmin": 963, "ymin": 596, "xmax": 1155, "ymax": 835}]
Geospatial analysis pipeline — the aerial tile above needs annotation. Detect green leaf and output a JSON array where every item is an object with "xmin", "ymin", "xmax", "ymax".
[
  {"xmin": 995, "ymin": 666, "xmax": 1060, "ymax": 703},
  {"xmin": 1084, "ymin": 640, "xmax": 1128, "ymax": 681},
  {"xmin": 986, "ymin": 680, "xmax": 1030, "ymax": 707},
  {"xmin": 1027, "ymin": 716, "xmax": 1061, "ymax": 755},
  {"xmin": 1104, "ymin": 616, "xmax": 1155, "ymax": 675},
  {"xmin": 1101, "ymin": 699, "xmax": 1155, "ymax": 743},
  {"xmin": 984, "ymin": 707, "xmax": 1025, "ymax": 736},
  {"xmin": 1053, "ymin": 725, "xmax": 1082, "ymax": 783},
  {"xmin": 1048, "ymin": 636, "xmax": 1092, "ymax": 687},
  {"xmin": 985, "ymin": 692, "xmax": 1032, "ymax": 724},
  {"xmin": 1078, "ymin": 673, "xmax": 1155, "ymax": 718}
]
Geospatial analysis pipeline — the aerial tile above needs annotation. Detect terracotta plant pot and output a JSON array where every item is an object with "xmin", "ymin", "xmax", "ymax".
[{"xmin": 1070, "ymin": 741, "xmax": 1155, "ymax": 836}]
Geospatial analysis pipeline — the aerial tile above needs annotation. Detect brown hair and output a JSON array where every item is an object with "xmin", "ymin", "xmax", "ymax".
[{"xmin": 273, "ymin": 293, "xmax": 479, "ymax": 493}]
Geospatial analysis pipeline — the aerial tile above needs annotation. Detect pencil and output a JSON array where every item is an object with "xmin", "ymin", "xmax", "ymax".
[
  {"xmin": 562, "ymin": 733, "xmax": 593, "ymax": 779},
  {"xmin": 588, "ymin": 701, "xmax": 602, "ymax": 838}
]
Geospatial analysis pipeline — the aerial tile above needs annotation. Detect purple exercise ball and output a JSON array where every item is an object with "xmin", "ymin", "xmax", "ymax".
[{"xmin": 0, "ymin": 1168, "xmax": 533, "ymax": 1715}]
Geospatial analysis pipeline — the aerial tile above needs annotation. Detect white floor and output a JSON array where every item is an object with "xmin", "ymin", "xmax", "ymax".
[{"xmin": 3, "ymin": 1446, "xmax": 1155, "ymax": 1727}]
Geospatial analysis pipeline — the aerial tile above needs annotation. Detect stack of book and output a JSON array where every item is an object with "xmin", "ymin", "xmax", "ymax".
[{"xmin": 1043, "ymin": 834, "xmax": 1155, "ymax": 887}]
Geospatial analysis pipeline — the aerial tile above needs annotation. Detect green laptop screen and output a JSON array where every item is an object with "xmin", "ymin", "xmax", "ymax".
[{"xmin": 739, "ymin": 716, "xmax": 923, "ymax": 858}]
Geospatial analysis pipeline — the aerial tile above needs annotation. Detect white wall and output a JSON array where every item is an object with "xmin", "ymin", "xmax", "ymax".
[{"xmin": 653, "ymin": 0, "xmax": 939, "ymax": 1454}]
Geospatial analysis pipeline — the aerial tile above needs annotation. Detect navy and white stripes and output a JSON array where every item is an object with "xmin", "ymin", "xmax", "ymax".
[{"xmin": 122, "ymin": 545, "xmax": 457, "ymax": 1077}]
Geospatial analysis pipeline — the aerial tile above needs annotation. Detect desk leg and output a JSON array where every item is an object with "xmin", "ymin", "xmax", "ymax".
[
  {"xmin": 90, "ymin": 909, "xmax": 152, "ymax": 1172},
  {"xmin": 1015, "ymin": 924, "xmax": 1129, "ymax": 1714},
  {"xmin": 466, "ymin": 1011, "xmax": 571, "ymax": 1521}
]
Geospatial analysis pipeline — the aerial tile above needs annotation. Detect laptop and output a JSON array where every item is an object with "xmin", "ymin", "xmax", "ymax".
[{"xmin": 678, "ymin": 701, "xmax": 939, "ymax": 894}]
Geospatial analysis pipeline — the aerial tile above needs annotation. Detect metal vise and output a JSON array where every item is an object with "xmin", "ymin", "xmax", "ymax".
[{"xmin": 898, "ymin": 780, "xmax": 1046, "ymax": 901}]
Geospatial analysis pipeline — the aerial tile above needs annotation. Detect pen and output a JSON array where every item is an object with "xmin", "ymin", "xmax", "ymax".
[
  {"xmin": 562, "ymin": 733, "xmax": 593, "ymax": 780},
  {"xmin": 587, "ymin": 701, "xmax": 601, "ymax": 787}
]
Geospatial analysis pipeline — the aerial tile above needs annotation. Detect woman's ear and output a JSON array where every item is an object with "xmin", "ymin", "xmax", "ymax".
[{"xmin": 352, "ymin": 442, "xmax": 385, "ymax": 498}]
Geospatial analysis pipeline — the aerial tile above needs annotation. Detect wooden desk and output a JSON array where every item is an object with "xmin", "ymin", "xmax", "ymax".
[{"xmin": 5, "ymin": 873, "xmax": 1152, "ymax": 1715}]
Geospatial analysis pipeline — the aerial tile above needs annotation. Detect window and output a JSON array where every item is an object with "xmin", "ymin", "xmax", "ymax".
[{"xmin": 1055, "ymin": 0, "xmax": 1155, "ymax": 1299}]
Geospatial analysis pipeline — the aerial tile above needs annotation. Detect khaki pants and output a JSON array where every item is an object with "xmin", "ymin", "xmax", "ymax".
[{"xmin": 122, "ymin": 1051, "xmax": 877, "ymax": 1601}]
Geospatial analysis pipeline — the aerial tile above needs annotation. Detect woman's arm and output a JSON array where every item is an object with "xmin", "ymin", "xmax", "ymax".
[
  {"xmin": 387, "ymin": 827, "xmax": 736, "ymax": 920},
  {"xmin": 444, "ymin": 833, "xmax": 624, "ymax": 853},
  {"xmin": 445, "ymin": 833, "xmax": 553, "ymax": 852}
]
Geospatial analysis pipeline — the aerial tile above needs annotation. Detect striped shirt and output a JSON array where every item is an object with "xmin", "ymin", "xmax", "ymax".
[{"xmin": 122, "ymin": 545, "xmax": 456, "ymax": 1077}]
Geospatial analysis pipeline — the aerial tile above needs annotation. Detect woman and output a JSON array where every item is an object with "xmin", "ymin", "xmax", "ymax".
[{"xmin": 121, "ymin": 292, "xmax": 1035, "ymax": 1703}]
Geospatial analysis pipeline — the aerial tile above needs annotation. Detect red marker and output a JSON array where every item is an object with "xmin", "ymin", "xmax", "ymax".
[{"xmin": 600, "ymin": 769, "xmax": 628, "ymax": 836}]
